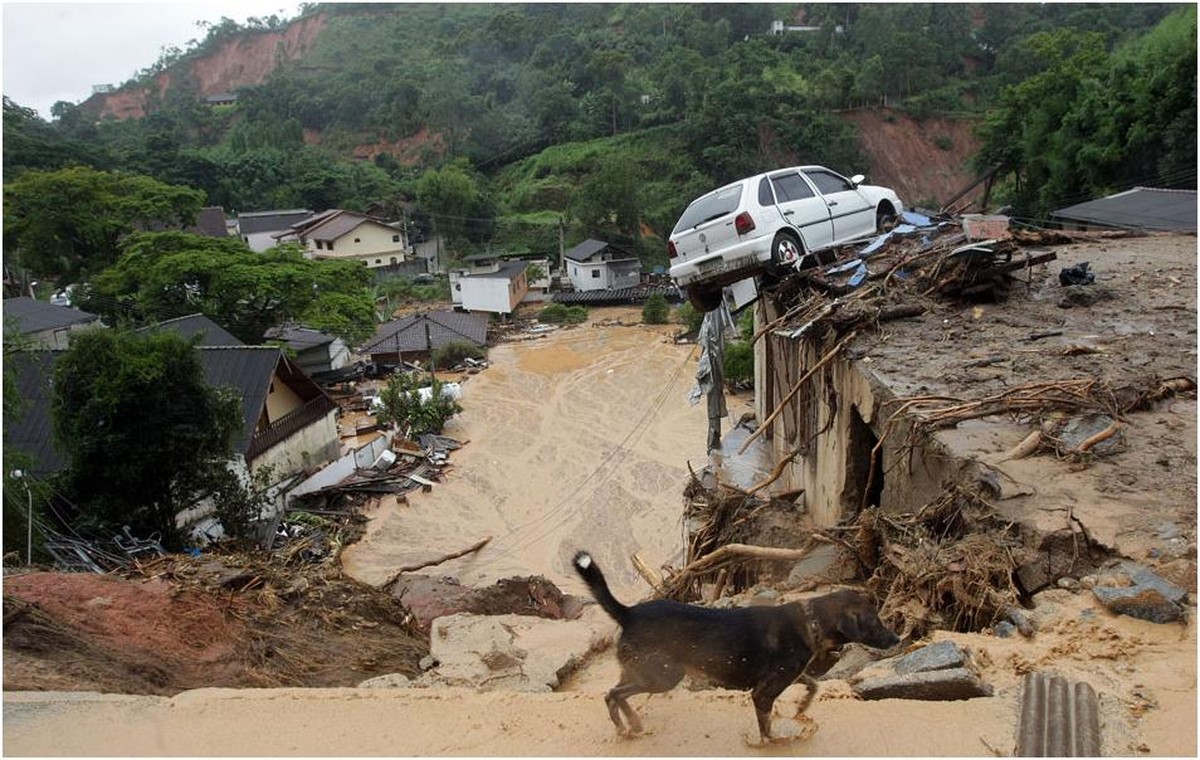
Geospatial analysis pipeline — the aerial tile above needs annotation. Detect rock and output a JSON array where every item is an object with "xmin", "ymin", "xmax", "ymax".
[
  {"xmin": 818, "ymin": 643, "xmax": 887, "ymax": 681},
  {"xmin": 851, "ymin": 640, "xmax": 992, "ymax": 701},
  {"xmin": 892, "ymin": 640, "xmax": 965, "ymax": 675},
  {"xmin": 417, "ymin": 608, "xmax": 612, "ymax": 692},
  {"xmin": 1057, "ymin": 577, "xmax": 1081, "ymax": 592},
  {"xmin": 993, "ymin": 621, "xmax": 1017, "ymax": 638},
  {"xmin": 357, "ymin": 673, "xmax": 413, "ymax": 689},
  {"xmin": 854, "ymin": 667, "xmax": 994, "ymax": 701},
  {"xmin": 785, "ymin": 544, "xmax": 842, "ymax": 586},
  {"xmin": 1091, "ymin": 562, "xmax": 1187, "ymax": 623},
  {"xmin": 418, "ymin": 655, "xmax": 438, "ymax": 671}
]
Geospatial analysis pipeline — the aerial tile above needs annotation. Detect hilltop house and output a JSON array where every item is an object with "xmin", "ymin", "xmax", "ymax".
[
  {"xmin": 564, "ymin": 239, "xmax": 641, "ymax": 292},
  {"xmin": 274, "ymin": 209, "xmax": 411, "ymax": 269},
  {"xmin": 3, "ymin": 297, "xmax": 101, "ymax": 350},
  {"xmin": 360, "ymin": 311, "xmax": 487, "ymax": 366},
  {"xmin": 237, "ymin": 209, "xmax": 314, "ymax": 252}
]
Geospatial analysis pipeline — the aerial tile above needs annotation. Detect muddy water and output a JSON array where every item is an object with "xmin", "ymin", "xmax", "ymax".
[{"xmin": 340, "ymin": 312, "xmax": 715, "ymax": 600}]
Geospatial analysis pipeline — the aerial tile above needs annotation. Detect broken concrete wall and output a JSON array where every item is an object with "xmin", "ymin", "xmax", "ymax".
[{"xmin": 754, "ymin": 299, "xmax": 957, "ymax": 527}]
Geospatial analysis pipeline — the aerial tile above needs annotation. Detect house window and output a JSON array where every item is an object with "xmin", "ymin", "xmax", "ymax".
[
  {"xmin": 591, "ymin": 269, "xmax": 600, "ymax": 278},
  {"xmin": 392, "ymin": 234, "xmax": 401, "ymax": 243},
  {"xmin": 327, "ymin": 241, "xmax": 334, "ymax": 251},
  {"xmin": 354, "ymin": 237, "xmax": 361, "ymax": 243},
  {"xmin": 390, "ymin": 257, "xmax": 398, "ymax": 265},
  {"xmin": 315, "ymin": 241, "xmax": 323, "ymax": 250},
  {"xmin": 375, "ymin": 259, "xmax": 382, "ymax": 265}
]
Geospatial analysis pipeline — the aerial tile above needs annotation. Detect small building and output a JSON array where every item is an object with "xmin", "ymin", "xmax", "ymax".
[
  {"xmin": 1052, "ymin": 187, "xmax": 1197, "ymax": 232},
  {"xmin": 262, "ymin": 324, "xmax": 351, "ymax": 376},
  {"xmin": 564, "ymin": 239, "xmax": 641, "ymax": 292},
  {"xmin": 237, "ymin": 209, "xmax": 314, "ymax": 252},
  {"xmin": 187, "ymin": 207, "xmax": 230, "ymax": 239},
  {"xmin": 360, "ymin": 311, "xmax": 488, "ymax": 366},
  {"xmin": 449, "ymin": 256, "xmax": 530, "ymax": 315},
  {"xmin": 205, "ymin": 92, "xmax": 238, "ymax": 106},
  {"xmin": 2, "ymin": 297, "xmax": 101, "ymax": 350},
  {"xmin": 275, "ymin": 209, "xmax": 410, "ymax": 269}
]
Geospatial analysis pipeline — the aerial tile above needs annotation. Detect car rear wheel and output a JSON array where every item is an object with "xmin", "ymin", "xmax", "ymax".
[
  {"xmin": 768, "ymin": 232, "xmax": 804, "ymax": 277},
  {"xmin": 687, "ymin": 285, "xmax": 724, "ymax": 313},
  {"xmin": 876, "ymin": 204, "xmax": 898, "ymax": 232}
]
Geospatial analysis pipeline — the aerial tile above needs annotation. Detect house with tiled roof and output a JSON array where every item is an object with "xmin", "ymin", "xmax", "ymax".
[
  {"xmin": 262, "ymin": 323, "xmax": 351, "ymax": 376},
  {"xmin": 275, "ymin": 209, "xmax": 410, "ymax": 269},
  {"xmin": 360, "ymin": 311, "xmax": 488, "ymax": 365},
  {"xmin": 564, "ymin": 238, "xmax": 641, "ymax": 292},
  {"xmin": 138, "ymin": 314, "xmax": 243, "ymax": 347},
  {"xmin": 2, "ymin": 297, "xmax": 101, "ymax": 349},
  {"xmin": 5, "ymin": 344, "xmax": 339, "ymax": 505},
  {"xmin": 237, "ymin": 209, "xmax": 314, "ymax": 252}
]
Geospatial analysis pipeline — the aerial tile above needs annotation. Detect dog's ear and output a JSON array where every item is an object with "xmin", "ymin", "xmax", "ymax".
[{"xmin": 835, "ymin": 609, "xmax": 863, "ymax": 641}]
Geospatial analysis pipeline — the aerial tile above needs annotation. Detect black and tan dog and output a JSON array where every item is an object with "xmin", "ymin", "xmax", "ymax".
[{"xmin": 573, "ymin": 550, "xmax": 899, "ymax": 742}]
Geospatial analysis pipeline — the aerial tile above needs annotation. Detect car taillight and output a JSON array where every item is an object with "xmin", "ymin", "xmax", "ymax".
[
  {"xmin": 735, "ymin": 211, "xmax": 755, "ymax": 235},
  {"xmin": 667, "ymin": 241, "xmax": 678, "ymax": 259}
]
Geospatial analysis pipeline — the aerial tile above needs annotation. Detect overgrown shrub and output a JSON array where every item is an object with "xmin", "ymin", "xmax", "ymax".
[
  {"xmin": 642, "ymin": 293, "xmax": 669, "ymax": 324},
  {"xmin": 431, "ymin": 340, "xmax": 485, "ymax": 368},
  {"xmin": 538, "ymin": 303, "xmax": 588, "ymax": 324},
  {"xmin": 724, "ymin": 341, "xmax": 754, "ymax": 386},
  {"xmin": 678, "ymin": 301, "xmax": 704, "ymax": 335},
  {"xmin": 375, "ymin": 373, "xmax": 462, "ymax": 436}
]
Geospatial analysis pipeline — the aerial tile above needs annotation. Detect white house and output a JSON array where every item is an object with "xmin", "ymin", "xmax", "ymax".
[
  {"xmin": 449, "ymin": 258, "xmax": 530, "ymax": 315},
  {"xmin": 564, "ymin": 239, "xmax": 641, "ymax": 292},
  {"xmin": 275, "ymin": 209, "xmax": 410, "ymax": 269},
  {"xmin": 237, "ymin": 209, "xmax": 314, "ymax": 252}
]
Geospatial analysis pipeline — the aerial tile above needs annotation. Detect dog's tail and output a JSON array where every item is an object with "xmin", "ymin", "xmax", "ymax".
[{"xmin": 572, "ymin": 550, "xmax": 629, "ymax": 627}]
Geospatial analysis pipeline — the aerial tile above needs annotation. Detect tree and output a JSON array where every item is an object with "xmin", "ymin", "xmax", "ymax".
[
  {"xmin": 84, "ymin": 232, "xmax": 377, "ymax": 344},
  {"xmin": 374, "ymin": 374, "xmax": 462, "ymax": 436},
  {"xmin": 415, "ymin": 159, "xmax": 485, "ymax": 254},
  {"xmin": 3, "ymin": 166, "xmax": 205, "ymax": 284},
  {"xmin": 51, "ymin": 329, "xmax": 245, "ymax": 547}
]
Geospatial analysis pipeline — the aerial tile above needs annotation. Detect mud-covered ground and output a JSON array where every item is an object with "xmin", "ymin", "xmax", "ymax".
[{"xmin": 4, "ymin": 233, "xmax": 1196, "ymax": 756}]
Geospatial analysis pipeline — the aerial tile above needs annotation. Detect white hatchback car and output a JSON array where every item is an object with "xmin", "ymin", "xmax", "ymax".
[{"xmin": 668, "ymin": 166, "xmax": 904, "ymax": 310}]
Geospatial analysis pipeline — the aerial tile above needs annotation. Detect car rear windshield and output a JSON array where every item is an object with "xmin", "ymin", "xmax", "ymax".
[{"xmin": 672, "ymin": 184, "xmax": 744, "ymax": 234}]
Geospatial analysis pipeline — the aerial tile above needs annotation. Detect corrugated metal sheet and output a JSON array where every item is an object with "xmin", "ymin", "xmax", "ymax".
[
  {"xmin": 139, "ymin": 314, "xmax": 243, "ymax": 346},
  {"xmin": 5, "ymin": 350, "xmax": 68, "ymax": 476},
  {"xmin": 1017, "ymin": 672, "xmax": 1101, "ymax": 756},
  {"xmin": 1052, "ymin": 187, "xmax": 1197, "ymax": 232},
  {"xmin": 197, "ymin": 347, "xmax": 284, "ymax": 453}
]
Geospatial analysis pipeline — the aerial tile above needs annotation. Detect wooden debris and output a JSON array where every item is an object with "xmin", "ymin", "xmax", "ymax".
[{"xmin": 378, "ymin": 536, "xmax": 492, "ymax": 591}]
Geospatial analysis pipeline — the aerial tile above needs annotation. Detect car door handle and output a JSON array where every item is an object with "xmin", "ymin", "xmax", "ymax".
[
  {"xmin": 828, "ymin": 201, "xmax": 838, "ymax": 207},
  {"xmin": 784, "ymin": 210, "xmax": 794, "ymax": 215}
]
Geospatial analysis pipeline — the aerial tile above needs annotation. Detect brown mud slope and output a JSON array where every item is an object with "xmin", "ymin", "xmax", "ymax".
[
  {"xmin": 843, "ymin": 108, "xmax": 984, "ymax": 210},
  {"xmin": 3, "ymin": 552, "xmax": 427, "ymax": 695},
  {"xmin": 82, "ymin": 13, "xmax": 329, "ymax": 120}
]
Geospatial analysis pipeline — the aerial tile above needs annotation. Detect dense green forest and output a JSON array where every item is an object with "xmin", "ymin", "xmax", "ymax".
[{"xmin": 4, "ymin": 2, "xmax": 1195, "ymax": 287}]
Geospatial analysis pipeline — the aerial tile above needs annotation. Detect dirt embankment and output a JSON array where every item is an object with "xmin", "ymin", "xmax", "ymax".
[
  {"xmin": 842, "ymin": 108, "xmax": 984, "ymax": 210},
  {"xmin": 82, "ymin": 13, "xmax": 328, "ymax": 121}
]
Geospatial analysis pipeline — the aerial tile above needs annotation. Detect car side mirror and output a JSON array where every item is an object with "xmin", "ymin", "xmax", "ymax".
[{"xmin": 849, "ymin": 174, "xmax": 865, "ymax": 187}]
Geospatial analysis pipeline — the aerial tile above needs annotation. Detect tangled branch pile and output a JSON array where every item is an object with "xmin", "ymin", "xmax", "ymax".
[{"xmin": 854, "ymin": 484, "xmax": 1030, "ymax": 640}]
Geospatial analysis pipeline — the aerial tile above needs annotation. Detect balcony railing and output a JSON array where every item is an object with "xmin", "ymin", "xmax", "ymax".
[{"xmin": 246, "ymin": 395, "xmax": 337, "ymax": 462}]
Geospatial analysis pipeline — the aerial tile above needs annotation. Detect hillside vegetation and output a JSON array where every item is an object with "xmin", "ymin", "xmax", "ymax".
[{"xmin": 3, "ymin": 3, "xmax": 1194, "ymax": 272}]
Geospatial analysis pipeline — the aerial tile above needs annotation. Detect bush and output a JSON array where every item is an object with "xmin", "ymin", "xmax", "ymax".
[
  {"xmin": 642, "ymin": 293, "xmax": 669, "ymax": 324},
  {"xmin": 538, "ymin": 303, "xmax": 589, "ymax": 324},
  {"xmin": 724, "ymin": 341, "xmax": 754, "ymax": 386},
  {"xmin": 678, "ymin": 301, "xmax": 704, "ymax": 335},
  {"xmin": 431, "ymin": 340, "xmax": 486, "ymax": 368}
]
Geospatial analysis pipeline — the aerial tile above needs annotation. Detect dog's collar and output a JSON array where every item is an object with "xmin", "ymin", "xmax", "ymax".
[{"xmin": 797, "ymin": 599, "xmax": 825, "ymax": 657}]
